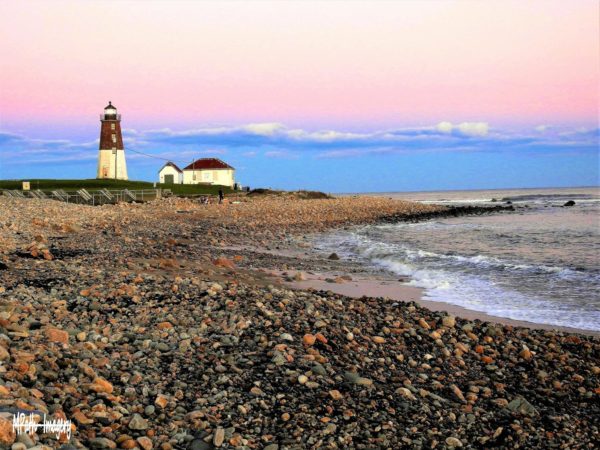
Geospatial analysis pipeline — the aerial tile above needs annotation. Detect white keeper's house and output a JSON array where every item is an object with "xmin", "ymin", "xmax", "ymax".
[{"xmin": 158, "ymin": 158, "xmax": 235, "ymax": 188}]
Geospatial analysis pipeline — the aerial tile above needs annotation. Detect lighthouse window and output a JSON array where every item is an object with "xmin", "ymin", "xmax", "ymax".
[
  {"xmin": 112, "ymin": 134, "xmax": 116, "ymax": 143},
  {"xmin": 111, "ymin": 123, "xmax": 115, "ymax": 130}
]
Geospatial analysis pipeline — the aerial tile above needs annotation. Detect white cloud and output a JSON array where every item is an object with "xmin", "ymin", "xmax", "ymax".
[
  {"xmin": 284, "ymin": 128, "xmax": 367, "ymax": 142},
  {"xmin": 264, "ymin": 150, "xmax": 298, "ymax": 159},
  {"xmin": 242, "ymin": 123, "xmax": 285, "ymax": 136},
  {"xmin": 434, "ymin": 121, "xmax": 489, "ymax": 137},
  {"xmin": 436, "ymin": 121, "xmax": 453, "ymax": 133},
  {"xmin": 5, "ymin": 120, "xmax": 596, "ymax": 169},
  {"xmin": 457, "ymin": 122, "xmax": 489, "ymax": 137},
  {"xmin": 558, "ymin": 127, "xmax": 591, "ymax": 137},
  {"xmin": 316, "ymin": 149, "xmax": 364, "ymax": 159}
]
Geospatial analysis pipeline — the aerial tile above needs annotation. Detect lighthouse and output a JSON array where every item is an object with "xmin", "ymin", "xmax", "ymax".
[{"xmin": 97, "ymin": 101, "xmax": 128, "ymax": 180}]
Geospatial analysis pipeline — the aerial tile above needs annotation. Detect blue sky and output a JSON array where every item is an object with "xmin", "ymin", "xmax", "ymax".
[
  {"xmin": 0, "ymin": 121, "xmax": 598, "ymax": 192},
  {"xmin": 1, "ymin": 2, "xmax": 598, "ymax": 193}
]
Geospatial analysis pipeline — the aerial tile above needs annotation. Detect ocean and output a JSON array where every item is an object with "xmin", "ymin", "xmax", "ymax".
[{"xmin": 316, "ymin": 187, "xmax": 600, "ymax": 331}]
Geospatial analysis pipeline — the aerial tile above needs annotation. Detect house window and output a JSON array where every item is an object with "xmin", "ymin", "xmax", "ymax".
[
  {"xmin": 111, "ymin": 123, "xmax": 116, "ymax": 130},
  {"xmin": 193, "ymin": 174, "xmax": 196, "ymax": 180}
]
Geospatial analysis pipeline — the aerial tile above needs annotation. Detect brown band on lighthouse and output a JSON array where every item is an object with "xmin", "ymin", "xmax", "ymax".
[{"xmin": 99, "ymin": 120, "xmax": 124, "ymax": 150}]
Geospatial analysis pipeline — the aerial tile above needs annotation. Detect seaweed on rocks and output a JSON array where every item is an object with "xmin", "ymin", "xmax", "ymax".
[{"xmin": 379, "ymin": 204, "xmax": 515, "ymax": 224}]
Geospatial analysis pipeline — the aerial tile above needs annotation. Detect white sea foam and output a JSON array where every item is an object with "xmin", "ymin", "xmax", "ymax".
[
  {"xmin": 370, "ymin": 254, "xmax": 600, "ymax": 331},
  {"xmin": 361, "ymin": 240, "xmax": 578, "ymax": 277},
  {"xmin": 419, "ymin": 199, "xmax": 493, "ymax": 204}
]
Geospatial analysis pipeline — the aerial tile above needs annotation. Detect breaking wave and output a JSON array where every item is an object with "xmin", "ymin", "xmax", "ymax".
[{"xmin": 315, "ymin": 221, "xmax": 600, "ymax": 331}]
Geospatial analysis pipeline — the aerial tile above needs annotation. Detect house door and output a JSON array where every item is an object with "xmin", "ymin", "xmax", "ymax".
[{"xmin": 164, "ymin": 174, "xmax": 174, "ymax": 184}]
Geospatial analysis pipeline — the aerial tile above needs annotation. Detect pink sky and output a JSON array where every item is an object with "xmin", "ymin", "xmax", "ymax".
[{"xmin": 0, "ymin": 0, "xmax": 598, "ymax": 131}]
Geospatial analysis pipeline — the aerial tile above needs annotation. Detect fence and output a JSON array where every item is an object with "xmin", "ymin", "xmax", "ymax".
[{"xmin": 2, "ymin": 188, "xmax": 166, "ymax": 206}]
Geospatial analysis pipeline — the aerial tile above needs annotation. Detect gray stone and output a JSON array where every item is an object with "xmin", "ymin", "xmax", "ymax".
[
  {"xmin": 507, "ymin": 396, "xmax": 538, "ymax": 416},
  {"xmin": 190, "ymin": 440, "xmax": 213, "ymax": 450},
  {"xmin": 280, "ymin": 333, "xmax": 294, "ymax": 342},
  {"xmin": 89, "ymin": 438, "xmax": 117, "ymax": 449},
  {"xmin": 17, "ymin": 434, "xmax": 35, "ymax": 448},
  {"xmin": 312, "ymin": 363, "xmax": 327, "ymax": 376},
  {"xmin": 157, "ymin": 342, "xmax": 170, "ymax": 352},
  {"xmin": 128, "ymin": 413, "xmax": 149, "ymax": 430},
  {"xmin": 272, "ymin": 352, "xmax": 286, "ymax": 366},
  {"xmin": 344, "ymin": 371, "xmax": 373, "ymax": 386}
]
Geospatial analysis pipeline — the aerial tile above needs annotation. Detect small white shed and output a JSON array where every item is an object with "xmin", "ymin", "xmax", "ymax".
[{"xmin": 158, "ymin": 162, "xmax": 183, "ymax": 184}]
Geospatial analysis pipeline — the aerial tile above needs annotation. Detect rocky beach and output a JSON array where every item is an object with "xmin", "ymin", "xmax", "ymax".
[{"xmin": 0, "ymin": 195, "xmax": 598, "ymax": 450}]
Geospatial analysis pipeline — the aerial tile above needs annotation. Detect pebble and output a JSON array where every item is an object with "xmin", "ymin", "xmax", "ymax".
[
  {"xmin": 507, "ymin": 396, "xmax": 538, "ymax": 416},
  {"xmin": 155, "ymin": 394, "xmax": 169, "ymax": 408},
  {"xmin": 89, "ymin": 438, "xmax": 117, "ymax": 449},
  {"xmin": 418, "ymin": 318, "xmax": 430, "ymax": 329},
  {"xmin": 137, "ymin": 437, "xmax": 153, "ymax": 450},
  {"xmin": 128, "ymin": 414, "xmax": 149, "ymax": 430},
  {"xmin": 0, "ymin": 417, "xmax": 15, "ymax": 446},
  {"xmin": 344, "ymin": 372, "xmax": 373, "ymax": 386},
  {"xmin": 445, "ymin": 437, "xmax": 463, "ymax": 447},
  {"xmin": 303, "ymin": 334, "xmax": 316, "ymax": 346},
  {"xmin": 329, "ymin": 389, "xmax": 343, "ymax": 400},
  {"xmin": 45, "ymin": 327, "xmax": 69, "ymax": 344},
  {"xmin": 189, "ymin": 439, "xmax": 212, "ymax": 450},
  {"xmin": 89, "ymin": 377, "xmax": 113, "ymax": 394},
  {"xmin": 280, "ymin": 333, "xmax": 294, "ymax": 342},
  {"xmin": 213, "ymin": 427, "xmax": 225, "ymax": 447},
  {"xmin": 442, "ymin": 315, "xmax": 456, "ymax": 328}
]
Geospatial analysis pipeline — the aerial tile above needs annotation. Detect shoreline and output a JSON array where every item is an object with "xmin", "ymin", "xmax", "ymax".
[
  {"xmin": 230, "ymin": 201, "xmax": 598, "ymax": 337},
  {"xmin": 270, "ymin": 269, "xmax": 600, "ymax": 337}
]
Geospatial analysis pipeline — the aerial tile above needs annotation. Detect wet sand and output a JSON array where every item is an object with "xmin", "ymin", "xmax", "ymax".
[{"xmin": 275, "ymin": 269, "xmax": 600, "ymax": 337}]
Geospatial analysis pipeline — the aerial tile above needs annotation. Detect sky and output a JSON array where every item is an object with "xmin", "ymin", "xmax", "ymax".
[{"xmin": 0, "ymin": 0, "xmax": 598, "ymax": 192}]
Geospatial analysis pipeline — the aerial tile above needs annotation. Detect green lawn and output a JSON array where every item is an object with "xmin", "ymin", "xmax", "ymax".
[{"xmin": 0, "ymin": 179, "xmax": 235, "ymax": 196}]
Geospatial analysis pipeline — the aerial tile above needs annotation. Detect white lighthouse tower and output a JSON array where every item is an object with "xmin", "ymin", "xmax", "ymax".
[{"xmin": 97, "ymin": 101, "xmax": 128, "ymax": 180}]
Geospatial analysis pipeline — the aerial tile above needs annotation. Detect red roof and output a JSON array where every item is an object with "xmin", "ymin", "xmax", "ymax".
[
  {"xmin": 159, "ymin": 161, "xmax": 182, "ymax": 173},
  {"xmin": 183, "ymin": 158, "xmax": 234, "ymax": 170}
]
